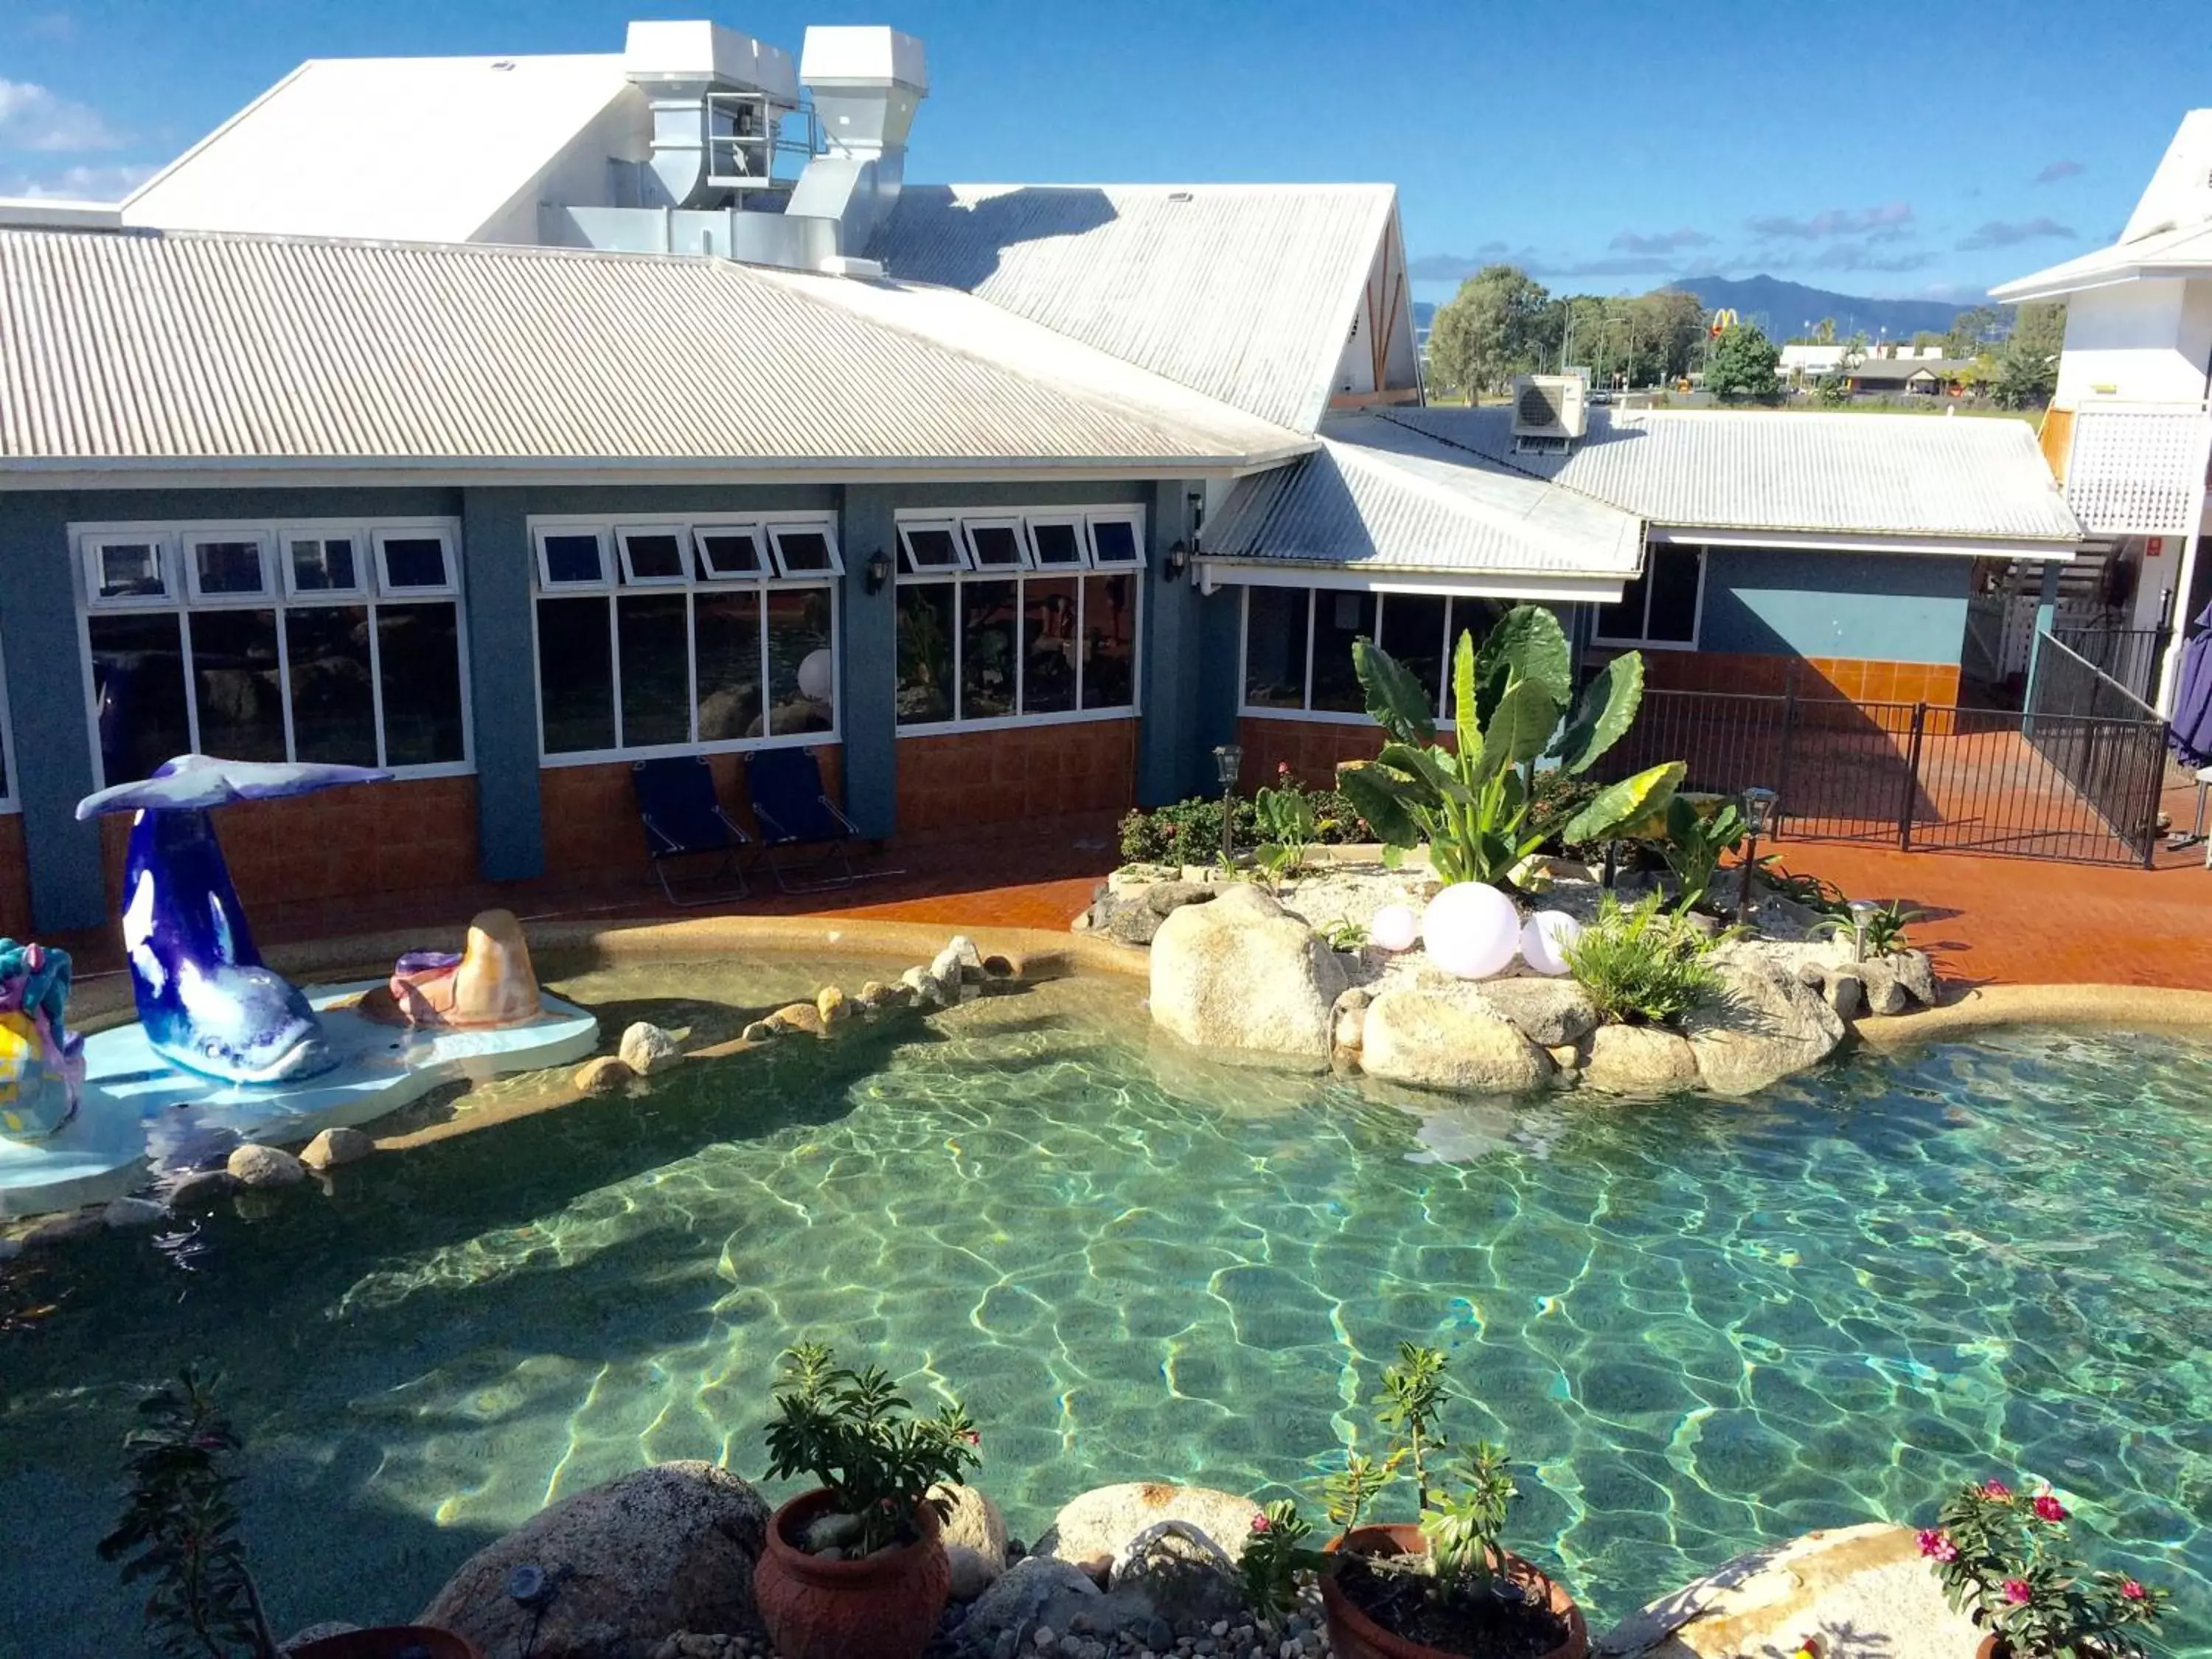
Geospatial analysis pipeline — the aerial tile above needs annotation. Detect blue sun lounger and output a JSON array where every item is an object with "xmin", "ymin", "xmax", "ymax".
[{"xmin": 632, "ymin": 757, "xmax": 751, "ymax": 908}]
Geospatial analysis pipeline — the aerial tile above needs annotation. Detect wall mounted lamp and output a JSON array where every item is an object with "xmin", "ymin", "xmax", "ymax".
[
  {"xmin": 864, "ymin": 548, "xmax": 892, "ymax": 595},
  {"xmin": 1161, "ymin": 540, "xmax": 1191, "ymax": 582}
]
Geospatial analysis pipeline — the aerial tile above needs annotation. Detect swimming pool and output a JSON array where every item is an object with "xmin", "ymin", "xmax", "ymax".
[{"xmin": 3, "ymin": 955, "xmax": 2206, "ymax": 1657}]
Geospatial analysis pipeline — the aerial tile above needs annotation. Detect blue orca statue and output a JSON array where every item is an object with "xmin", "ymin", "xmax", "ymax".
[{"xmin": 77, "ymin": 756, "xmax": 392, "ymax": 1086}]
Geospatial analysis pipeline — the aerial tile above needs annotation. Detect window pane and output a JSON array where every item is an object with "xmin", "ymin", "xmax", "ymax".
[
  {"xmin": 89, "ymin": 613, "xmax": 189, "ymax": 785},
  {"xmin": 193, "ymin": 539, "xmax": 266, "ymax": 597},
  {"xmin": 694, "ymin": 590, "xmax": 765, "ymax": 740},
  {"xmin": 1081, "ymin": 573, "xmax": 1136, "ymax": 709},
  {"xmin": 773, "ymin": 529, "xmax": 834, "ymax": 574},
  {"xmin": 378, "ymin": 603, "xmax": 466, "ymax": 767},
  {"xmin": 1021, "ymin": 575, "xmax": 1079, "ymax": 714},
  {"xmin": 1377, "ymin": 594, "xmax": 1449, "ymax": 714},
  {"xmin": 381, "ymin": 537, "xmax": 451, "ymax": 590},
  {"xmin": 902, "ymin": 526, "xmax": 961, "ymax": 571},
  {"xmin": 1242, "ymin": 585, "xmax": 1310, "ymax": 709},
  {"xmin": 284, "ymin": 606, "xmax": 378, "ymax": 767},
  {"xmin": 188, "ymin": 609, "xmax": 285, "ymax": 762},
  {"xmin": 538, "ymin": 597, "xmax": 615, "ymax": 753},
  {"xmin": 1310, "ymin": 590, "xmax": 1377, "ymax": 713},
  {"xmin": 617, "ymin": 593, "xmax": 692, "ymax": 748},
  {"xmin": 1646, "ymin": 549, "xmax": 1701, "ymax": 643},
  {"xmin": 967, "ymin": 524, "xmax": 1024, "ymax": 569},
  {"xmin": 1090, "ymin": 519, "xmax": 1140, "ymax": 565},
  {"xmin": 623, "ymin": 533, "xmax": 686, "ymax": 581},
  {"xmin": 767, "ymin": 587, "xmax": 835, "ymax": 734},
  {"xmin": 1030, "ymin": 521, "xmax": 1083, "ymax": 566},
  {"xmin": 1596, "ymin": 572, "xmax": 1649, "ymax": 642},
  {"xmin": 542, "ymin": 534, "xmax": 605, "ymax": 586},
  {"xmin": 290, "ymin": 537, "xmax": 358, "ymax": 593},
  {"xmin": 697, "ymin": 530, "xmax": 764, "ymax": 579},
  {"xmin": 95, "ymin": 541, "xmax": 165, "ymax": 601},
  {"xmin": 896, "ymin": 582, "xmax": 956, "ymax": 725},
  {"xmin": 961, "ymin": 580, "xmax": 1018, "ymax": 720}
]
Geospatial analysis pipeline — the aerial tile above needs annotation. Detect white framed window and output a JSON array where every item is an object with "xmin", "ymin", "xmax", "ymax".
[
  {"xmin": 1593, "ymin": 545, "xmax": 1704, "ymax": 650},
  {"xmin": 535, "ymin": 526, "xmax": 612, "ymax": 590},
  {"xmin": 181, "ymin": 530, "xmax": 276, "ymax": 602},
  {"xmin": 74, "ymin": 518, "xmax": 473, "ymax": 789},
  {"xmin": 1238, "ymin": 584, "xmax": 1506, "ymax": 726},
  {"xmin": 372, "ymin": 526, "xmax": 461, "ymax": 597},
  {"xmin": 529, "ymin": 513, "xmax": 840, "ymax": 763},
  {"xmin": 894, "ymin": 506, "xmax": 1144, "ymax": 731},
  {"xmin": 81, "ymin": 533, "xmax": 175, "ymax": 609},
  {"xmin": 1086, "ymin": 512, "xmax": 1145, "ymax": 568},
  {"xmin": 0, "ymin": 633, "xmax": 18, "ymax": 815}
]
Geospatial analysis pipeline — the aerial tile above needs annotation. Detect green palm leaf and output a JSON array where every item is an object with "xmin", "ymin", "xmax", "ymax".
[
  {"xmin": 1559, "ymin": 761, "xmax": 1686, "ymax": 846},
  {"xmin": 1554, "ymin": 652, "xmax": 1644, "ymax": 774}
]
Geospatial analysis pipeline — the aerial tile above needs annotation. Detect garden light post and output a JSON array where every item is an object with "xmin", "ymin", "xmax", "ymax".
[
  {"xmin": 1736, "ymin": 786, "xmax": 1778, "ymax": 926},
  {"xmin": 1848, "ymin": 898, "xmax": 1880, "ymax": 963},
  {"xmin": 1212, "ymin": 744, "xmax": 1242, "ymax": 866}
]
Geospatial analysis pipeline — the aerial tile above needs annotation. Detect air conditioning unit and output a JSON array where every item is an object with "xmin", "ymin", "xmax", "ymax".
[{"xmin": 1512, "ymin": 374, "xmax": 1588, "ymax": 441}]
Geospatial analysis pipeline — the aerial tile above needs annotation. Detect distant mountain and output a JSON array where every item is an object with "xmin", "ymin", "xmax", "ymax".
[
  {"xmin": 1414, "ymin": 299, "xmax": 1436, "ymax": 330},
  {"xmin": 1664, "ymin": 274, "xmax": 1979, "ymax": 341}
]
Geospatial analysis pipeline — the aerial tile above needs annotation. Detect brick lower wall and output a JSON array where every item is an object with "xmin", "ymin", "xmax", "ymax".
[
  {"xmin": 97, "ymin": 775, "xmax": 480, "ymax": 912},
  {"xmin": 1236, "ymin": 717, "xmax": 1385, "ymax": 793},
  {"xmin": 540, "ymin": 746, "xmax": 845, "ymax": 877},
  {"xmin": 1639, "ymin": 651, "xmax": 1963, "ymax": 707},
  {"xmin": 897, "ymin": 720, "xmax": 1137, "ymax": 838},
  {"xmin": 0, "ymin": 815, "xmax": 28, "ymax": 939}
]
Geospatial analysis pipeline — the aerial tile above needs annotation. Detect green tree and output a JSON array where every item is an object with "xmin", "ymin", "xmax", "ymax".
[
  {"xmin": 1634, "ymin": 288, "xmax": 1711, "ymax": 383},
  {"xmin": 1988, "ymin": 301, "xmax": 2067, "ymax": 409},
  {"xmin": 1427, "ymin": 265, "xmax": 1553, "ymax": 397},
  {"xmin": 1945, "ymin": 305, "xmax": 2001, "ymax": 358},
  {"xmin": 1704, "ymin": 322, "xmax": 1781, "ymax": 399}
]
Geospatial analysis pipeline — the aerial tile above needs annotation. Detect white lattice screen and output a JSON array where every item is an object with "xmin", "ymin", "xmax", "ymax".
[{"xmin": 2063, "ymin": 407, "xmax": 2212, "ymax": 535}]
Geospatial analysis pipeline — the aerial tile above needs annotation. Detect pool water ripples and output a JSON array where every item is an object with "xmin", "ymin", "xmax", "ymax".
[{"xmin": 2, "ymin": 958, "xmax": 2208, "ymax": 1657}]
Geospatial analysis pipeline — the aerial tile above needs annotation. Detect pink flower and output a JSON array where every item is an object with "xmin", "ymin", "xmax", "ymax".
[
  {"xmin": 2003, "ymin": 1580, "xmax": 2032, "ymax": 1605},
  {"xmin": 2121, "ymin": 1580, "xmax": 2148, "ymax": 1601},
  {"xmin": 1250, "ymin": 1514, "xmax": 1273, "ymax": 1534},
  {"xmin": 1916, "ymin": 1530, "xmax": 1958, "ymax": 1562},
  {"xmin": 2032, "ymin": 1494, "xmax": 2067, "ymax": 1523},
  {"xmin": 960, "ymin": 1430, "xmax": 981, "ymax": 1447},
  {"xmin": 1981, "ymin": 1480, "xmax": 2013, "ymax": 1500}
]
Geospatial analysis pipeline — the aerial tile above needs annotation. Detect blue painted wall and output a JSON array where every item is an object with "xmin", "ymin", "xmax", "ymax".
[
  {"xmin": 837, "ymin": 485, "xmax": 897, "ymax": 838},
  {"xmin": 1700, "ymin": 546, "xmax": 1971, "ymax": 664},
  {"xmin": 1137, "ymin": 481, "xmax": 1207, "ymax": 805}
]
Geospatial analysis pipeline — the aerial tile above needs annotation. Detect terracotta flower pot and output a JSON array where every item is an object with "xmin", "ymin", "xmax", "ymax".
[
  {"xmin": 753, "ymin": 1487, "xmax": 950, "ymax": 1659},
  {"xmin": 289, "ymin": 1628, "xmax": 481, "ymax": 1659},
  {"xmin": 1320, "ymin": 1524, "xmax": 1588, "ymax": 1659}
]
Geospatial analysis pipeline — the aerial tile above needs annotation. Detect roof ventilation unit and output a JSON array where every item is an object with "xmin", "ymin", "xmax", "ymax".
[{"xmin": 1512, "ymin": 374, "xmax": 1587, "ymax": 445}]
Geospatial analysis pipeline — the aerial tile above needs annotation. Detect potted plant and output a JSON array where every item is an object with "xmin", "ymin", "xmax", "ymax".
[
  {"xmin": 1920, "ymin": 1477, "xmax": 2168, "ymax": 1658},
  {"xmin": 752, "ymin": 1342, "xmax": 981, "ymax": 1659},
  {"xmin": 99, "ymin": 1366, "xmax": 479, "ymax": 1659},
  {"xmin": 1241, "ymin": 1343, "xmax": 1587, "ymax": 1659}
]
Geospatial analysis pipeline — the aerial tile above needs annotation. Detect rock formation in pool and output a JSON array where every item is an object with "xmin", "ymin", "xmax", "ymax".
[{"xmin": 75, "ymin": 755, "xmax": 392, "ymax": 1085}]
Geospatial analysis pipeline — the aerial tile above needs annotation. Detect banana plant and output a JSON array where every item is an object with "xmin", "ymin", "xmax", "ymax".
[{"xmin": 1338, "ymin": 604, "xmax": 1684, "ymax": 886}]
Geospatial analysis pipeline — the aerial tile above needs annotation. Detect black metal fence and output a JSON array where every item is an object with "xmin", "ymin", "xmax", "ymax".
[
  {"xmin": 2021, "ymin": 633, "xmax": 2170, "ymax": 863},
  {"xmin": 1596, "ymin": 661, "xmax": 2167, "ymax": 866},
  {"xmin": 2051, "ymin": 625, "xmax": 2168, "ymax": 707}
]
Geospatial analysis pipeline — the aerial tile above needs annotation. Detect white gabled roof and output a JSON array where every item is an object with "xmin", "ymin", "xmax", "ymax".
[
  {"xmin": 121, "ymin": 55, "xmax": 636, "ymax": 244},
  {"xmin": 1203, "ymin": 414, "xmax": 1644, "ymax": 596},
  {"xmin": 1992, "ymin": 109, "xmax": 2212, "ymax": 301},
  {"xmin": 0, "ymin": 227, "xmax": 1310, "ymax": 474},
  {"xmin": 1379, "ymin": 407, "xmax": 2083, "ymax": 551},
  {"xmin": 869, "ymin": 183, "xmax": 1399, "ymax": 433}
]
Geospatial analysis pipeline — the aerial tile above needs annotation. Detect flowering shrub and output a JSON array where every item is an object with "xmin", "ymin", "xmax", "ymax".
[{"xmin": 1920, "ymin": 1477, "xmax": 2168, "ymax": 1657}]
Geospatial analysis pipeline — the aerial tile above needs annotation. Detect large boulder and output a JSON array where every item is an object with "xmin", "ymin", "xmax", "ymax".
[
  {"xmin": 1681, "ymin": 944, "xmax": 1846, "ymax": 1096},
  {"xmin": 1036, "ymin": 1483, "xmax": 1263, "ymax": 1569},
  {"xmin": 1149, "ymin": 886, "xmax": 1348, "ymax": 1065},
  {"xmin": 1360, "ymin": 985, "xmax": 1555, "ymax": 1093},
  {"xmin": 1581, "ymin": 1024, "xmax": 1701, "ymax": 1095},
  {"xmin": 1107, "ymin": 1520, "xmax": 1246, "ymax": 1629},
  {"xmin": 1472, "ymin": 978, "xmax": 1600, "ymax": 1048},
  {"xmin": 1598, "ymin": 1523, "xmax": 1981, "ymax": 1659},
  {"xmin": 956, "ymin": 1557, "xmax": 1101, "ymax": 1658},
  {"xmin": 929, "ymin": 1482, "xmax": 1009, "ymax": 1570},
  {"xmin": 226, "ymin": 1144, "xmax": 305, "ymax": 1189},
  {"xmin": 417, "ymin": 1461, "xmax": 770, "ymax": 1659}
]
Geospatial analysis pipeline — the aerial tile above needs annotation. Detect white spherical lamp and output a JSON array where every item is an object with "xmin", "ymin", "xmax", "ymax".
[
  {"xmin": 796, "ymin": 648, "xmax": 835, "ymax": 702},
  {"xmin": 1421, "ymin": 883, "xmax": 1521, "ymax": 980},
  {"xmin": 1370, "ymin": 903, "xmax": 1420, "ymax": 953},
  {"xmin": 1520, "ymin": 910, "xmax": 1583, "ymax": 977}
]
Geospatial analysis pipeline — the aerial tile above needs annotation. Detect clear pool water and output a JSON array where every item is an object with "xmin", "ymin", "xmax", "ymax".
[{"xmin": 2, "ymin": 958, "xmax": 2208, "ymax": 1658}]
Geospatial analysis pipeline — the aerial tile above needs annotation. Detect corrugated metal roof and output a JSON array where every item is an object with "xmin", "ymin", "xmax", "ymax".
[
  {"xmin": 1203, "ymin": 414, "xmax": 1644, "ymax": 586},
  {"xmin": 869, "ymin": 183, "xmax": 1397, "ymax": 433},
  {"xmin": 122, "ymin": 55, "xmax": 636, "ymax": 245},
  {"xmin": 0, "ymin": 227, "xmax": 1311, "ymax": 469},
  {"xmin": 1380, "ymin": 406, "xmax": 2084, "ymax": 545}
]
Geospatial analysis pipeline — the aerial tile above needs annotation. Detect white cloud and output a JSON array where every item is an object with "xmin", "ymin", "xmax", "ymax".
[
  {"xmin": 0, "ymin": 161, "xmax": 156, "ymax": 201},
  {"xmin": 0, "ymin": 76, "xmax": 123, "ymax": 151}
]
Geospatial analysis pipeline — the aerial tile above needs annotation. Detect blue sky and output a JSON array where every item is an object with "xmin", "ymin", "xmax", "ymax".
[{"xmin": 4, "ymin": 0, "xmax": 2207, "ymax": 305}]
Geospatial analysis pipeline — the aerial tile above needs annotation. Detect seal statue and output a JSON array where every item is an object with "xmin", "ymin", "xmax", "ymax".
[{"xmin": 77, "ymin": 755, "xmax": 391, "ymax": 1085}]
